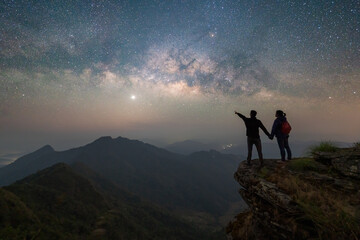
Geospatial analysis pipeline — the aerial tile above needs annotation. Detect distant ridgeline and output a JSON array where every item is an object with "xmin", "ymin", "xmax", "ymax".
[
  {"xmin": 0, "ymin": 163, "xmax": 217, "ymax": 239},
  {"xmin": 227, "ymin": 145, "xmax": 360, "ymax": 240},
  {"xmin": 0, "ymin": 136, "xmax": 246, "ymax": 239}
]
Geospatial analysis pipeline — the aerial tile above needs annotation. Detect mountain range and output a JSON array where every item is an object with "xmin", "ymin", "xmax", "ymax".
[
  {"xmin": 0, "ymin": 136, "xmax": 245, "ymax": 237},
  {"xmin": 165, "ymin": 140, "xmax": 222, "ymax": 155},
  {"xmin": 165, "ymin": 139, "xmax": 353, "ymax": 158},
  {"xmin": 1, "ymin": 162, "xmax": 219, "ymax": 239}
]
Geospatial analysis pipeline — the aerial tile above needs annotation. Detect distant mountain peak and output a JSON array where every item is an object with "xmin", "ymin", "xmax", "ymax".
[
  {"xmin": 86, "ymin": 136, "xmax": 115, "ymax": 147},
  {"xmin": 38, "ymin": 144, "xmax": 55, "ymax": 152},
  {"xmin": 86, "ymin": 136, "xmax": 142, "ymax": 149},
  {"xmin": 9, "ymin": 144, "xmax": 55, "ymax": 164},
  {"xmin": 93, "ymin": 136, "xmax": 113, "ymax": 142},
  {"xmin": 88, "ymin": 136, "xmax": 142, "ymax": 146},
  {"xmin": 115, "ymin": 136, "xmax": 129, "ymax": 141}
]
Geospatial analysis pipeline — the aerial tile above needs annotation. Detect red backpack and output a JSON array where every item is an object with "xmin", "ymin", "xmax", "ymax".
[{"xmin": 281, "ymin": 120, "xmax": 292, "ymax": 135}]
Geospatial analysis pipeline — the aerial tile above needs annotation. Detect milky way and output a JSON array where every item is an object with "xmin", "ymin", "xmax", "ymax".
[{"xmin": 0, "ymin": 0, "xmax": 359, "ymax": 152}]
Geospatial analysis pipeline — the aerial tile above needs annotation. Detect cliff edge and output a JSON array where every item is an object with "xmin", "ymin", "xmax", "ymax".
[{"xmin": 227, "ymin": 145, "xmax": 360, "ymax": 240}]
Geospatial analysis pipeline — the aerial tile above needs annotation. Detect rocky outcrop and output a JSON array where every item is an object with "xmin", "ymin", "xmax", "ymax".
[
  {"xmin": 227, "ymin": 160, "xmax": 314, "ymax": 240},
  {"xmin": 313, "ymin": 146, "xmax": 360, "ymax": 179},
  {"xmin": 227, "ymin": 149, "xmax": 360, "ymax": 240}
]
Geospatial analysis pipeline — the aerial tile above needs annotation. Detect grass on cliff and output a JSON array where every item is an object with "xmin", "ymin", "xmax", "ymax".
[
  {"xmin": 266, "ymin": 161, "xmax": 360, "ymax": 239},
  {"xmin": 308, "ymin": 141, "xmax": 339, "ymax": 156},
  {"xmin": 258, "ymin": 167, "xmax": 270, "ymax": 178},
  {"xmin": 287, "ymin": 158, "xmax": 322, "ymax": 172},
  {"xmin": 296, "ymin": 197, "xmax": 360, "ymax": 240}
]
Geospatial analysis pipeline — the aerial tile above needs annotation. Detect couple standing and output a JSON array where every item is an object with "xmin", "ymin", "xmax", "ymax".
[{"xmin": 235, "ymin": 110, "xmax": 292, "ymax": 167}]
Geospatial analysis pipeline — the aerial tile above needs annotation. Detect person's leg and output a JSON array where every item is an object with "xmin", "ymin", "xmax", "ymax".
[
  {"xmin": 277, "ymin": 137, "xmax": 286, "ymax": 161},
  {"xmin": 247, "ymin": 137, "xmax": 253, "ymax": 165},
  {"xmin": 284, "ymin": 136, "xmax": 292, "ymax": 160},
  {"xmin": 254, "ymin": 138, "xmax": 263, "ymax": 166}
]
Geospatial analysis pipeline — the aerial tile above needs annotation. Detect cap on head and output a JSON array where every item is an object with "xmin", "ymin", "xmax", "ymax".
[{"xmin": 250, "ymin": 110, "xmax": 257, "ymax": 117}]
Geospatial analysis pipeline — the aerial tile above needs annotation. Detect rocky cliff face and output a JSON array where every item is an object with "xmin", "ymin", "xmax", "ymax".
[{"xmin": 227, "ymin": 146, "xmax": 360, "ymax": 240}]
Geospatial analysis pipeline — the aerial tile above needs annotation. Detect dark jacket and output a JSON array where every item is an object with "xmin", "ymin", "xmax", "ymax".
[
  {"xmin": 271, "ymin": 116, "xmax": 288, "ymax": 138},
  {"xmin": 236, "ymin": 113, "xmax": 270, "ymax": 138}
]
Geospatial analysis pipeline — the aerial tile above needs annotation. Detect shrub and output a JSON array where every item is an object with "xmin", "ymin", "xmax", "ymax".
[{"xmin": 308, "ymin": 141, "xmax": 338, "ymax": 156}]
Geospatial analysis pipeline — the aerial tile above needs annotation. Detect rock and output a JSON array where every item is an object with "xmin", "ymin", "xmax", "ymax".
[
  {"xmin": 228, "ymin": 154, "xmax": 360, "ymax": 240},
  {"xmin": 333, "ymin": 178, "xmax": 357, "ymax": 191},
  {"xmin": 314, "ymin": 148, "xmax": 360, "ymax": 179},
  {"xmin": 231, "ymin": 160, "xmax": 315, "ymax": 240}
]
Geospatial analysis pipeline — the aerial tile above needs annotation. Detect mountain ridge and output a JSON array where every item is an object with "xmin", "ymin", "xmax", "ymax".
[
  {"xmin": 0, "ymin": 136, "xmax": 245, "ymax": 230},
  {"xmin": 2, "ymin": 162, "xmax": 215, "ymax": 239}
]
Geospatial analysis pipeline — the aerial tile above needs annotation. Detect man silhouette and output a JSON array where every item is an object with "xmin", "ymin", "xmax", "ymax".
[{"xmin": 235, "ymin": 110, "xmax": 271, "ymax": 167}]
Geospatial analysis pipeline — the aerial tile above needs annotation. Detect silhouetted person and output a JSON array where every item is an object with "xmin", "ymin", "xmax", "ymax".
[
  {"xmin": 235, "ymin": 110, "xmax": 271, "ymax": 167},
  {"xmin": 270, "ymin": 110, "xmax": 292, "ymax": 161}
]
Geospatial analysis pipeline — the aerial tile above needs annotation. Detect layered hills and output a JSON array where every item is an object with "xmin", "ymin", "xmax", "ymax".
[
  {"xmin": 0, "ymin": 136, "xmax": 245, "ymax": 236},
  {"xmin": 1, "ymin": 162, "xmax": 217, "ymax": 239}
]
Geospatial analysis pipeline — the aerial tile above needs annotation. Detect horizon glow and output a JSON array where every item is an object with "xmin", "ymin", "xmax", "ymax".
[{"xmin": 0, "ymin": 0, "xmax": 359, "ymax": 153}]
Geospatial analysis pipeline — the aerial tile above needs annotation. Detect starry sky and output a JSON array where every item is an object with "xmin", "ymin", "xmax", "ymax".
[{"xmin": 1, "ymin": 0, "xmax": 359, "ymax": 154}]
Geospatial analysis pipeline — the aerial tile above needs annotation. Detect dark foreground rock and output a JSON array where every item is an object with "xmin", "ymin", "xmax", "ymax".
[
  {"xmin": 227, "ymin": 150, "xmax": 360, "ymax": 240},
  {"xmin": 313, "ymin": 146, "xmax": 360, "ymax": 179}
]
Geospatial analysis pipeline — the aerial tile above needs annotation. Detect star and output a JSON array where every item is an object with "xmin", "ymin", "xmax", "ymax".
[{"xmin": 0, "ymin": 0, "xmax": 359, "ymax": 151}]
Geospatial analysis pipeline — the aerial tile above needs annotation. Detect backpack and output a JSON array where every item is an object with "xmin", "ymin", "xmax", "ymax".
[{"xmin": 281, "ymin": 120, "xmax": 292, "ymax": 135}]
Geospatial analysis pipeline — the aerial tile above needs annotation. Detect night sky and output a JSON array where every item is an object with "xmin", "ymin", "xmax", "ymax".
[{"xmin": 1, "ymin": 0, "xmax": 359, "ymax": 155}]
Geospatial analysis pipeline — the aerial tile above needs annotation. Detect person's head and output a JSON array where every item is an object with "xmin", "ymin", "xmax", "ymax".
[
  {"xmin": 275, "ymin": 110, "xmax": 285, "ymax": 117},
  {"xmin": 250, "ymin": 110, "xmax": 257, "ymax": 118}
]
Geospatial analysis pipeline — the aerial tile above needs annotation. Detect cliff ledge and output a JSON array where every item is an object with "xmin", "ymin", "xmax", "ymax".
[{"xmin": 227, "ymin": 145, "xmax": 360, "ymax": 240}]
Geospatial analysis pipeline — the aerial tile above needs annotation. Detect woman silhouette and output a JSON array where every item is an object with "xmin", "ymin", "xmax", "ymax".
[{"xmin": 270, "ymin": 110, "xmax": 292, "ymax": 161}]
